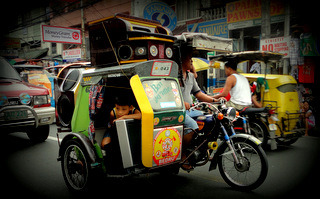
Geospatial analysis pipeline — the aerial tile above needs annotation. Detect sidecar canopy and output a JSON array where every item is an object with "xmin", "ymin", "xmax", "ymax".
[
  {"xmin": 174, "ymin": 32, "xmax": 233, "ymax": 52},
  {"xmin": 210, "ymin": 51, "xmax": 283, "ymax": 64}
]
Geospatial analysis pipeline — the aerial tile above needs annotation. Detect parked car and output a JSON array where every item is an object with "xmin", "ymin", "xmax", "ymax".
[{"xmin": 0, "ymin": 57, "xmax": 55, "ymax": 142}]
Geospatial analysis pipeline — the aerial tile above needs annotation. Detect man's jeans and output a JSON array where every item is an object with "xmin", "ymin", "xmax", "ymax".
[{"xmin": 184, "ymin": 109, "xmax": 203, "ymax": 134}]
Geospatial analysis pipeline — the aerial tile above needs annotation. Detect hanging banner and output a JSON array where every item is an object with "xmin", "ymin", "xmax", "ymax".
[
  {"xmin": 42, "ymin": 25, "xmax": 82, "ymax": 44},
  {"xmin": 260, "ymin": 36, "xmax": 290, "ymax": 58},
  {"xmin": 300, "ymin": 35, "xmax": 320, "ymax": 56},
  {"xmin": 299, "ymin": 64, "xmax": 314, "ymax": 83}
]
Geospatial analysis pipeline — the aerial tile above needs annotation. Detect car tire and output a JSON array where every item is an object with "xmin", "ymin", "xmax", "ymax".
[{"xmin": 26, "ymin": 125, "xmax": 50, "ymax": 142}]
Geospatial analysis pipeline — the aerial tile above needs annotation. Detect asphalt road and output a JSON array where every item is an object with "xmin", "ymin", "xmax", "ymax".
[{"xmin": 2, "ymin": 125, "xmax": 320, "ymax": 199}]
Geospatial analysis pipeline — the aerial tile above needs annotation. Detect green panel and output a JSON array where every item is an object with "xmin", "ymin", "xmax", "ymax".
[
  {"xmin": 153, "ymin": 110, "xmax": 185, "ymax": 128},
  {"xmin": 71, "ymin": 86, "xmax": 90, "ymax": 132}
]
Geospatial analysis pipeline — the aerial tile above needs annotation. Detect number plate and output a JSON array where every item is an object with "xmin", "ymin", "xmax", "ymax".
[
  {"xmin": 4, "ymin": 110, "xmax": 28, "ymax": 121},
  {"xmin": 150, "ymin": 61, "xmax": 172, "ymax": 76}
]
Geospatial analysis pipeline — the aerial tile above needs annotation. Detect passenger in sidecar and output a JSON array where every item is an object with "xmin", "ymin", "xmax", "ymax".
[{"xmin": 101, "ymin": 95, "xmax": 141, "ymax": 155}]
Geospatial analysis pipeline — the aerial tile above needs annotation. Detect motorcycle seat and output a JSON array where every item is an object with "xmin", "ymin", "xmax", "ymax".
[{"xmin": 239, "ymin": 107, "xmax": 267, "ymax": 115}]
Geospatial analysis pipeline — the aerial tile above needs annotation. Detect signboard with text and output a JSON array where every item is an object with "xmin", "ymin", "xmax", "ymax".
[
  {"xmin": 226, "ymin": 0, "xmax": 284, "ymax": 30},
  {"xmin": 260, "ymin": 36, "xmax": 290, "ymax": 58},
  {"xmin": 42, "ymin": 25, "xmax": 82, "ymax": 44},
  {"xmin": 226, "ymin": 0, "xmax": 284, "ymax": 23},
  {"xmin": 187, "ymin": 18, "xmax": 228, "ymax": 38},
  {"xmin": 62, "ymin": 48, "xmax": 82, "ymax": 62}
]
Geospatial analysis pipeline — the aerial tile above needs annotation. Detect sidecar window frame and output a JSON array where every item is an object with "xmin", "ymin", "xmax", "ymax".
[{"xmin": 62, "ymin": 69, "xmax": 80, "ymax": 91}]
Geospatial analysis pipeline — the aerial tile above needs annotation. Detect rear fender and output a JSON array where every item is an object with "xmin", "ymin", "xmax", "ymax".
[
  {"xmin": 58, "ymin": 132, "xmax": 97, "ymax": 163},
  {"xmin": 208, "ymin": 134, "xmax": 261, "ymax": 171}
]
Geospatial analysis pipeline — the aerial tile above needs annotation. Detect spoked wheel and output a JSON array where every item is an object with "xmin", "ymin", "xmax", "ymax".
[
  {"xmin": 61, "ymin": 139, "xmax": 91, "ymax": 192},
  {"xmin": 218, "ymin": 137, "xmax": 268, "ymax": 191},
  {"xmin": 249, "ymin": 120, "xmax": 268, "ymax": 149}
]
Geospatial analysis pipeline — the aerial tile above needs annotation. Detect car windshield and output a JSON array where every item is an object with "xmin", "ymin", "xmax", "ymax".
[{"xmin": 0, "ymin": 57, "xmax": 22, "ymax": 81}]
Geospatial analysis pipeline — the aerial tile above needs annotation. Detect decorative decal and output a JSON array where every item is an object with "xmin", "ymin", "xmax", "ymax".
[
  {"xmin": 153, "ymin": 127, "xmax": 181, "ymax": 166},
  {"xmin": 154, "ymin": 117, "xmax": 160, "ymax": 126},
  {"xmin": 178, "ymin": 115, "xmax": 184, "ymax": 123}
]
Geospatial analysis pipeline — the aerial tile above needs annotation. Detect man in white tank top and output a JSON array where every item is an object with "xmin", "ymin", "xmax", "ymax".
[{"xmin": 213, "ymin": 60, "xmax": 252, "ymax": 110}]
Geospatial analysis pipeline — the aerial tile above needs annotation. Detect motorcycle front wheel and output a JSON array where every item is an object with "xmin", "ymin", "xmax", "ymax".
[{"xmin": 218, "ymin": 137, "xmax": 268, "ymax": 191}]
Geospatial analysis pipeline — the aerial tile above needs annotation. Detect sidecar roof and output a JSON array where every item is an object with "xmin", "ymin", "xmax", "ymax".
[
  {"xmin": 174, "ymin": 32, "xmax": 233, "ymax": 52},
  {"xmin": 81, "ymin": 59, "xmax": 179, "ymax": 86},
  {"xmin": 210, "ymin": 51, "xmax": 283, "ymax": 64}
]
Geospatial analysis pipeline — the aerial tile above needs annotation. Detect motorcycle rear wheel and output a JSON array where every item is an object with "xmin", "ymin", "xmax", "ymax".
[{"xmin": 218, "ymin": 137, "xmax": 268, "ymax": 191}]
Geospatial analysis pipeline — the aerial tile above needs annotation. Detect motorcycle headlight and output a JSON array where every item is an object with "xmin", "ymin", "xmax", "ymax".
[
  {"xmin": 225, "ymin": 107, "xmax": 236, "ymax": 120},
  {"xmin": 34, "ymin": 95, "xmax": 50, "ymax": 105}
]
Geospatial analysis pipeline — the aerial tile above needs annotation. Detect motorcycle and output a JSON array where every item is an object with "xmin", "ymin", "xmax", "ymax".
[
  {"xmin": 56, "ymin": 15, "xmax": 268, "ymax": 193},
  {"xmin": 186, "ymin": 101, "xmax": 268, "ymax": 190},
  {"xmin": 232, "ymin": 105, "xmax": 277, "ymax": 149}
]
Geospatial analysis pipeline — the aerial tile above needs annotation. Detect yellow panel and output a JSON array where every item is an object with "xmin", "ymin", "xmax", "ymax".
[
  {"xmin": 130, "ymin": 75, "xmax": 154, "ymax": 167},
  {"xmin": 129, "ymin": 37, "xmax": 174, "ymax": 43},
  {"xmin": 120, "ymin": 59, "xmax": 147, "ymax": 64}
]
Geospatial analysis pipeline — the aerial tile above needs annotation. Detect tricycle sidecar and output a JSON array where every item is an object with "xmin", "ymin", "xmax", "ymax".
[
  {"xmin": 57, "ymin": 60, "xmax": 186, "ymax": 191},
  {"xmin": 242, "ymin": 73, "xmax": 302, "ymax": 145}
]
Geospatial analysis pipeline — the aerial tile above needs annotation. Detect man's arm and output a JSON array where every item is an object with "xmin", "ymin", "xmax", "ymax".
[
  {"xmin": 195, "ymin": 91, "xmax": 218, "ymax": 103},
  {"xmin": 213, "ymin": 75, "xmax": 235, "ymax": 99}
]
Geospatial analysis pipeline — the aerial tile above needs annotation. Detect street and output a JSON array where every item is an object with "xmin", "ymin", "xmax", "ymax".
[{"xmin": 2, "ymin": 125, "xmax": 320, "ymax": 199}]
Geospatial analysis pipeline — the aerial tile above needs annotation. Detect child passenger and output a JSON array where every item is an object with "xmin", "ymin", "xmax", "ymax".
[{"xmin": 101, "ymin": 96, "xmax": 141, "ymax": 149}]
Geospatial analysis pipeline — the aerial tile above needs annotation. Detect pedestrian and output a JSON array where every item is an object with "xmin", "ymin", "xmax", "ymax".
[{"xmin": 301, "ymin": 101, "xmax": 315, "ymax": 136}]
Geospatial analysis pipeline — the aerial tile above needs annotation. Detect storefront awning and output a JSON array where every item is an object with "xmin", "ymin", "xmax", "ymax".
[{"xmin": 19, "ymin": 48, "xmax": 49, "ymax": 59}]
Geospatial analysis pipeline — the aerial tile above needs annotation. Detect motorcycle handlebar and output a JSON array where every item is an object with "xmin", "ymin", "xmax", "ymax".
[{"xmin": 190, "ymin": 102, "xmax": 220, "ymax": 112}]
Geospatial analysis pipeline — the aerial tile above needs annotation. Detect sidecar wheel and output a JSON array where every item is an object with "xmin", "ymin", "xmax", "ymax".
[{"xmin": 61, "ymin": 139, "xmax": 92, "ymax": 192}]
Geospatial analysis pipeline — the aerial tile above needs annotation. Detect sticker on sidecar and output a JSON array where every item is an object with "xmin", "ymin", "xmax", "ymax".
[
  {"xmin": 153, "ymin": 127, "xmax": 181, "ymax": 166},
  {"xmin": 81, "ymin": 75, "xmax": 102, "ymax": 85}
]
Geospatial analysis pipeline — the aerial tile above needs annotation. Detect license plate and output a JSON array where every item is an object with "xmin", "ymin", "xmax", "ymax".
[
  {"xmin": 151, "ymin": 61, "xmax": 172, "ymax": 76},
  {"xmin": 4, "ymin": 110, "xmax": 28, "ymax": 121}
]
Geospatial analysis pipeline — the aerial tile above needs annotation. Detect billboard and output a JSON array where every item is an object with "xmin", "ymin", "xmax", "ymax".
[
  {"xmin": 42, "ymin": 25, "xmax": 82, "ymax": 44},
  {"xmin": 187, "ymin": 18, "xmax": 228, "ymax": 38},
  {"xmin": 260, "ymin": 36, "xmax": 290, "ymax": 58},
  {"xmin": 226, "ymin": 0, "xmax": 284, "ymax": 24},
  {"xmin": 62, "ymin": 48, "xmax": 82, "ymax": 62},
  {"xmin": 143, "ymin": 2, "xmax": 177, "ymax": 31}
]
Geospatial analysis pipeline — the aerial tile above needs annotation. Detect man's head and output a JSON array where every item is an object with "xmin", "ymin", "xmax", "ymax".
[
  {"xmin": 181, "ymin": 46, "xmax": 193, "ymax": 71},
  {"xmin": 224, "ymin": 60, "xmax": 238, "ymax": 76}
]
